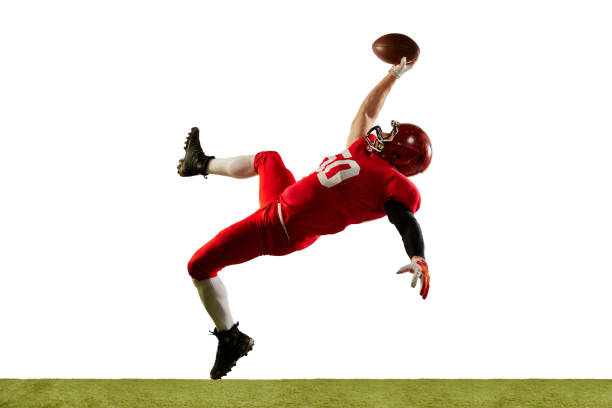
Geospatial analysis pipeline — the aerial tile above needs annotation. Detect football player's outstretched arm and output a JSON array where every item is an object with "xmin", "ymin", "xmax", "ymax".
[
  {"xmin": 347, "ymin": 74, "xmax": 397, "ymax": 147},
  {"xmin": 384, "ymin": 200, "xmax": 430, "ymax": 299},
  {"xmin": 347, "ymin": 57, "xmax": 414, "ymax": 148}
]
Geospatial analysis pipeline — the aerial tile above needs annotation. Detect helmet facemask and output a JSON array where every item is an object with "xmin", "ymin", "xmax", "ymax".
[{"xmin": 364, "ymin": 120, "xmax": 399, "ymax": 153}]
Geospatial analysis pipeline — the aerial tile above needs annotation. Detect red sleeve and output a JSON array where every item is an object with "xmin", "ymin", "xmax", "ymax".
[{"xmin": 384, "ymin": 173, "xmax": 421, "ymax": 213}]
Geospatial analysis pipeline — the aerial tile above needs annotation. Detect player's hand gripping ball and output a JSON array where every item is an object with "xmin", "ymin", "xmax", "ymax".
[
  {"xmin": 372, "ymin": 33, "xmax": 420, "ymax": 65},
  {"xmin": 397, "ymin": 256, "xmax": 430, "ymax": 299},
  {"xmin": 389, "ymin": 56, "xmax": 414, "ymax": 79}
]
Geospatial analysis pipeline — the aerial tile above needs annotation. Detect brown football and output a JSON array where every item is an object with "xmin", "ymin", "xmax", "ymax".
[{"xmin": 372, "ymin": 33, "xmax": 420, "ymax": 65}]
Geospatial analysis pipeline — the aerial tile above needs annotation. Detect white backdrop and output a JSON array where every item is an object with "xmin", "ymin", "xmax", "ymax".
[{"xmin": 1, "ymin": 0, "xmax": 611, "ymax": 379}]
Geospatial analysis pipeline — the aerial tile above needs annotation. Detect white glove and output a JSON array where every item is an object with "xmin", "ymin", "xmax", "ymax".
[
  {"xmin": 396, "ymin": 256, "xmax": 430, "ymax": 299},
  {"xmin": 388, "ymin": 56, "xmax": 415, "ymax": 79}
]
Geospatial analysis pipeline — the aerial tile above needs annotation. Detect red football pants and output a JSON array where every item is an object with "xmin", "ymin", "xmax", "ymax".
[{"xmin": 187, "ymin": 151, "xmax": 314, "ymax": 280}]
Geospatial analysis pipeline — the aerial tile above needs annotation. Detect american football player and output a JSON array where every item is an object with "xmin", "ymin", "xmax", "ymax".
[{"xmin": 177, "ymin": 57, "xmax": 431, "ymax": 379}]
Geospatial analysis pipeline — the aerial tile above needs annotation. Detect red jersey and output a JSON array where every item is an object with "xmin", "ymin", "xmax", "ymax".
[{"xmin": 279, "ymin": 138, "xmax": 421, "ymax": 242}]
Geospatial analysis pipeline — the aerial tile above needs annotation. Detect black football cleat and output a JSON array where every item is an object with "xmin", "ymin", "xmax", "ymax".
[
  {"xmin": 177, "ymin": 127, "xmax": 215, "ymax": 177},
  {"xmin": 209, "ymin": 322, "xmax": 255, "ymax": 380}
]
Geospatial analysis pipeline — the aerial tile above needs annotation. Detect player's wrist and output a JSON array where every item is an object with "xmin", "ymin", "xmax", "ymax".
[
  {"xmin": 388, "ymin": 69, "xmax": 401, "ymax": 80},
  {"xmin": 411, "ymin": 255, "xmax": 426, "ymax": 263},
  {"xmin": 387, "ymin": 67, "xmax": 400, "ymax": 82}
]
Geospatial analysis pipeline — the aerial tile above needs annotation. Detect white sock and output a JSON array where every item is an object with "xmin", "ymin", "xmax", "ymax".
[
  {"xmin": 193, "ymin": 277, "xmax": 235, "ymax": 331},
  {"xmin": 207, "ymin": 155, "xmax": 256, "ymax": 179}
]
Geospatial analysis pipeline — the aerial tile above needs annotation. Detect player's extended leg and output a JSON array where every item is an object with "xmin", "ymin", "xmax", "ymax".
[
  {"xmin": 179, "ymin": 129, "xmax": 296, "ymax": 379},
  {"xmin": 188, "ymin": 208, "xmax": 274, "ymax": 379}
]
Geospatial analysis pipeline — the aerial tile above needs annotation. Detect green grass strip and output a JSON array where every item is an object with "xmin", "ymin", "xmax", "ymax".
[{"xmin": 1, "ymin": 379, "xmax": 611, "ymax": 408}]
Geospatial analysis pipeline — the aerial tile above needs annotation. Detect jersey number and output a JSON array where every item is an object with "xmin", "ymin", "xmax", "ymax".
[{"xmin": 316, "ymin": 150, "xmax": 360, "ymax": 188}]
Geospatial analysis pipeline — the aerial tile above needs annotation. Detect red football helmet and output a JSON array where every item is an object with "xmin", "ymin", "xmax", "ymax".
[{"xmin": 365, "ymin": 120, "xmax": 432, "ymax": 176}]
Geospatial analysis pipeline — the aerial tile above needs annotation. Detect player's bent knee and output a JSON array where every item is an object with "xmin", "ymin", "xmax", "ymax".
[
  {"xmin": 254, "ymin": 150, "xmax": 283, "ymax": 170},
  {"xmin": 264, "ymin": 150, "xmax": 282, "ymax": 161},
  {"xmin": 187, "ymin": 255, "xmax": 218, "ymax": 280}
]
